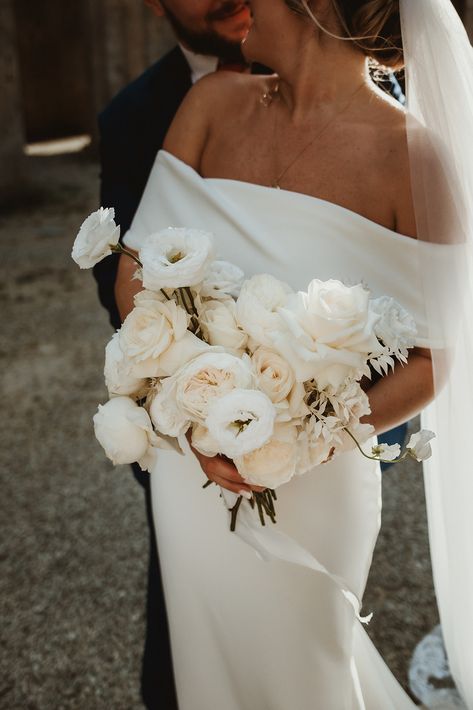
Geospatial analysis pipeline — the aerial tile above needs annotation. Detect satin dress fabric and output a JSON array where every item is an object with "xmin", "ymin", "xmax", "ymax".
[{"xmin": 124, "ymin": 150, "xmax": 426, "ymax": 710}]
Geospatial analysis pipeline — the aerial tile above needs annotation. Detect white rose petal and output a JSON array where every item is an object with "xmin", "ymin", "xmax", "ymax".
[
  {"xmin": 234, "ymin": 422, "xmax": 298, "ymax": 488},
  {"xmin": 407, "ymin": 430, "xmax": 436, "ymax": 461},
  {"xmin": 72, "ymin": 207, "xmax": 120, "ymax": 269},
  {"xmin": 200, "ymin": 260, "xmax": 245, "ymax": 300},
  {"xmin": 139, "ymin": 228, "xmax": 215, "ymax": 291},
  {"xmin": 236, "ymin": 274, "xmax": 293, "ymax": 348},
  {"xmin": 93, "ymin": 397, "xmax": 151, "ymax": 465},
  {"xmin": 104, "ymin": 332, "xmax": 147, "ymax": 397},
  {"xmin": 190, "ymin": 424, "xmax": 220, "ymax": 457},
  {"xmin": 206, "ymin": 389, "xmax": 276, "ymax": 458},
  {"xmin": 149, "ymin": 378, "xmax": 190, "ymax": 438},
  {"xmin": 251, "ymin": 346, "xmax": 296, "ymax": 404},
  {"xmin": 153, "ymin": 331, "xmax": 213, "ymax": 378},
  {"xmin": 199, "ymin": 299, "xmax": 248, "ymax": 351},
  {"xmin": 273, "ymin": 279, "xmax": 381, "ymax": 387},
  {"xmin": 371, "ymin": 442, "xmax": 401, "ymax": 461},
  {"xmin": 119, "ymin": 297, "xmax": 189, "ymax": 377}
]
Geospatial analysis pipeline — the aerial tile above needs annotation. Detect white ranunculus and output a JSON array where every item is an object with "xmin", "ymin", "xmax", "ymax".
[
  {"xmin": 205, "ymin": 389, "xmax": 276, "ymax": 458},
  {"xmin": 93, "ymin": 397, "xmax": 151, "ymax": 465},
  {"xmin": 234, "ymin": 422, "xmax": 298, "ymax": 488},
  {"xmin": 236, "ymin": 274, "xmax": 293, "ymax": 348},
  {"xmin": 273, "ymin": 279, "xmax": 382, "ymax": 387},
  {"xmin": 200, "ymin": 260, "xmax": 245, "ymax": 300},
  {"xmin": 104, "ymin": 332, "xmax": 147, "ymax": 397},
  {"xmin": 251, "ymin": 346, "xmax": 295, "ymax": 404},
  {"xmin": 174, "ymin": 351, "xmax": 254, "ymax": 423},
  {"xmin": 149, "ymin": 378, "xmax": 190, "ymax": 438},
  {"xmin": 199, "ymin": 299, "xmax": 248, "ymax": 351},
  {"xmin": 407, "ymin": 430, "xmax": 436, "ymax": 461},
  {"xmin": 119, "ymin": 298, "xmax": 189, "ymax": 377},
  {"xmin": 370, "ymin": 296, "xmax": 417, "ymax": 361},
  {"xmin": 139, "ymin": 228, "xmax": 215, "ymax": 291},
  {"xmin": 371, "ymin": 442, "xmax": 401, "ymax": 461},
  {"xmin": 72, "ymin": 207, "xmax": 120, "ymax": 269}
]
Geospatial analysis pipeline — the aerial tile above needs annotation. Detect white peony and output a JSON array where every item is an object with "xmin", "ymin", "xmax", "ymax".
[
  {"xmin": 200, "ymin": 260, "xmax": 245, "ymax": 300},
  {"xmin": 149, "ymin": 378, "xmax": 190, "ymax": 438},
  {"xmin": 104, "ymin": 332, "xmax": 147, "ymax": 397},
  {"xmin": 72, "ymin": 207, "xmax": 120, "ymax": 269},
  {"xmin": 251, "ymin": 346, "xmax": 296, "ymax": 404},
  {"xmin": 199, "ymin": 299, "xmax": 248, "ymax": 351},
  {"xmin": 407, "ymin": 430, "xmax": 436, "ymax": 461},
  {"xmin": 173, "ymin": 351, "xmax": 254, "ymax": 423},
  {"xmin": 119, "ymin": 298, "xmax": 189, "ymax": 378},
  {"xmin": 205, "ymin": 389, "xmax": 276, "ymax": 458},
  {"xmin": 93, "ymin": 397, "xmax": 153, "ymax": 467},
  {"xmin": 190, "ymin": 424, "xmax": 220, "ymax": 458},
  {"xmin": 139, "ymin": 228, "xmax": 215, "ymax": 291},
  {"xmin": 234, "ymin": 422, "xmax": 298, "ymax": 488},
  {"xmin": 236, "ymin": 274, "xmax": 293, "ymax": 348},
  {"xmin": 273, "ymin": 279, "xmax": 382, "ymax": 387}
]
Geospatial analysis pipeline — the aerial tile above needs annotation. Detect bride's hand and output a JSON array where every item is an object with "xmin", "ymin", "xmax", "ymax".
[{"xmin": 186, "ymin": 431, "xmax": 265, "ymax": 496}]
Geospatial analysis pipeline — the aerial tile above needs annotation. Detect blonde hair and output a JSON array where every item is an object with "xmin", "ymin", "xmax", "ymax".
[{"xmin": 285, "ymin": 0, "xmax": 403, "ymax": 68}]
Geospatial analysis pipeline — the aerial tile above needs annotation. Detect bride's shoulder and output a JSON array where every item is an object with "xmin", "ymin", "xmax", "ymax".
[{"xmin": 163, "ymin": 73, "xmax": 272, "ymax": 169}]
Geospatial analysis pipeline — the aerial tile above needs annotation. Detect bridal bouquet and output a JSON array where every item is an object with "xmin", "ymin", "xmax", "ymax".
[{"xmin": 72, "ymin": 209, "xmax": 435, "ymax": 529}]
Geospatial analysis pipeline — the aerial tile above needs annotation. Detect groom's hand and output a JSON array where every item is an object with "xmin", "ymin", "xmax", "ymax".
[{"xmin": 186, "ymin": 431, "xmax": 265, "ymax": 496}]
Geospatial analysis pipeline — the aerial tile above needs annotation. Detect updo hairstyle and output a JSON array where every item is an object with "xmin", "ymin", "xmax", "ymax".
[{"xmin": 285, "ymin": 0, "xmax": 403, "ymax": 68}]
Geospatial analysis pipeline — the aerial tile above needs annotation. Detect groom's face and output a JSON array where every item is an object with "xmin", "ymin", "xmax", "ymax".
[{"xmin": 146, "ymin": 1, "xmax": 251, "ymax": 60}]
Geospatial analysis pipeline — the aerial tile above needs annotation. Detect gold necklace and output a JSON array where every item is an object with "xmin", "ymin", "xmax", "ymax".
[{"xmin": 266, "ymin": 81, "xmax": 365, "ymax": 190}]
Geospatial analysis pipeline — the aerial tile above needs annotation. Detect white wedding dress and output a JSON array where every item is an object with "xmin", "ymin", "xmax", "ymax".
[{"xmin": 124, "ymin": 150, "xmax": 431, "ymax": 710}]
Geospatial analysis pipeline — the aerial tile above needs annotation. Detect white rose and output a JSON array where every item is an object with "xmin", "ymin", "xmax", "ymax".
[
  {"xmin": 93, "ymin": 397, "xmax": 151, "ymax": 465},
  {"xmin": 153, "ymin": 331, "xmax": 212, "ymax": 378},
  {"xmin": 200, "ymin": 299, "xmax": 248, "ymax": 351},
  {"xmin": 139, "ymin": 228, "xmax": 215, "ymax": 291},
  {"xmin": 104, "ymin": 332, "xmax": 147, "ymax": 397},
  {"xmin": 200, "ymin": 260, "xmax": 245, "ymax": 300},
  {"xmin": 370, "ymin": 296, "xmax": 417, "ymax": 361},
  {"xmin": 72, "ymin": 207, "xmax": 120, "ymax": 269},
  {"xmin": 119, "ymin": 298, "xmax": 189, "ymax": 377},
  {"xmin": 149, "ymin": 378, "xmax": 190, "ymax": 438},
  {"xmin": 236, "ymin": 274, "xmax": 293, "ymax": 348},
  {"xmin": 274, "ymin": 280, "xmax": 381, "ymax": 387},
  {"xmin": 234, "ymin": 422, "xmax": 298, "ymax": 488},
  {"xmin": 174, "ymin": 351, "xmax": 254, "ymax": 423},
  {"xmin": 251, "ymin": 346, "xmax": 295, "ymax": 403},
  {"xmin": 407, "ymin": 430, "xmax": 435, "ymax": 461},
  {"xmin": 205, "ymin": 389, "xmax": 276, "ymax": 458}
]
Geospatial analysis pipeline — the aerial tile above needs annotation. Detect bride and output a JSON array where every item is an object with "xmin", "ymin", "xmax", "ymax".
[{"xmin": 114, "ymin": 0, "xmax": 472, "ymax": 708}]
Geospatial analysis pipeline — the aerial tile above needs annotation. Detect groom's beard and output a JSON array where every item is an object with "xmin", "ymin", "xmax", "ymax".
[{"xmin": 161, "ymin": 3, "xmax": 248, "ymax": 63}]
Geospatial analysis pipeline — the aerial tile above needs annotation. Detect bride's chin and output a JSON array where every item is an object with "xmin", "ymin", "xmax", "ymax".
[{"xmin": 241, "ymin": 32, "xmax": 267, "ymax": 65}]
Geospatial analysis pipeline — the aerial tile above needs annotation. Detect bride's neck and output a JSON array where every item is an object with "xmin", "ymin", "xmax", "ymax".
[{"xmin": 272, "ymin": 39, "xmax": 370, "ymax": 123}]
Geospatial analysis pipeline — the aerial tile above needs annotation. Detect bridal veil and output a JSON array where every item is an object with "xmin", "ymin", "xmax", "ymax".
[{"xmin": 400, "ymin": 0, "xmax": 473, "ymax": 705}]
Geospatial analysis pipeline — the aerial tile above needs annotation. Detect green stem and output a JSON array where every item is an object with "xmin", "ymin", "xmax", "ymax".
[
  {"xmin": 343, "ymin": 427, "xmax": 411, "ymax": 465},
  {"xmin": 112, "ymin": 243, "xmax": 143, "ymax": 268}
]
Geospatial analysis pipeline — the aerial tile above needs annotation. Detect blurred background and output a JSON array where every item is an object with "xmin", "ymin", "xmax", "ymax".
[{"xmin": 1, "ymin": 1, "xmax": 472, "ymax": 708}]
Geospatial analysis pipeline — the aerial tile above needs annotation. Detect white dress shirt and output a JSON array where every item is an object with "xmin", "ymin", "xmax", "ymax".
[{"xmin": 179, "ymin": 45, "xmax": 219, "ymax": 84}]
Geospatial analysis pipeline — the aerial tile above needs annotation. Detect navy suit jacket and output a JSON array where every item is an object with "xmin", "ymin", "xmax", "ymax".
[{"xmin": 93, "ymin": 46, "xmax": 193, "ymax": 330}]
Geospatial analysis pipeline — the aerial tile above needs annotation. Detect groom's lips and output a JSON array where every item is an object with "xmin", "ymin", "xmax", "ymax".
[{"xmin": 209, "ymin": 2, "xmax": 250, "ymax": 22}]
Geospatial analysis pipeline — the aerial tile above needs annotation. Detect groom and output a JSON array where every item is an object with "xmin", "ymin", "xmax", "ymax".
[{"xmin": 93, "ymin": 2, "xmax": 254, "ymax": 708}]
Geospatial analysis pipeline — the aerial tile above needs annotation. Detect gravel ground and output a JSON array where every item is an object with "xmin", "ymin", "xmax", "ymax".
[{"xmin": 0, "ymin": 154, "xmax": 439, "ymax": 709}]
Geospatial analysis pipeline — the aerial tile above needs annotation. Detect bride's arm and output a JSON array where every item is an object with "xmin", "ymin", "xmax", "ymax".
[{"xmin": 362, "ymin": 346, "xmax": 434, "ymax": 435}]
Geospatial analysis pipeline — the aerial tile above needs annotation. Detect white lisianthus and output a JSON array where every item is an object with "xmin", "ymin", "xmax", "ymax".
[
  {"xmin": 251, "ymin": 346, "xmax": 296, "ymax": 404},
  {"xmin": 407, "ymin": 430, "xmax": 436, "ymax": 461},
  {"xmin": 371, "ymin": 442, "xmax": 401, "ymax": 461},
  {"xmin": 139, "ymin": 228, "xmax": 215, "ymax": 291},
  {"xmin": 236, "ymin": 274, "xmax": 293, "ymax": 348},
  {"xmin": 234, "ymin": 422, "xmax": 298, "ymax": 488},
  {"xmin": 200, "ymin": 260, "xmax": 245, "ymax": 300},
  {"xmin": 94, "ymin": 397, "xmax": 152, "ymax": 466},
  {"xmin": 205, "ymin": 389, "xmax": 276, "ymax": 458},
  {"xmin": 72, "ymin": 207, "xmax": 120, "ymax": 268},
  {"xmin": 199, "ymin": 299, "xmax": 248, "ymax": 351},
  {"xmin": 119, "ymin": 298, "xmax": 189, "ymax": 377},
  {"xmin": 273, "ymin": 279, "xmax": 382, "ymax": 387},
  {"xmin": 173, "ymin": 351, "xmax": 254, "ymax": 423},
  {"xmin": 104, "ymin": 332, "xmax": 147, "ymax": 397},
  {"xmin": 370, "ymin": 296, "xmax": 417, "ymax": 362}
]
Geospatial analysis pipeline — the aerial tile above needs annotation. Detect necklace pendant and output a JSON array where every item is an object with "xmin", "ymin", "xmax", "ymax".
[{"xmin": 260, "ymin": 91, "xmax": 273, "ymax": 108}]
